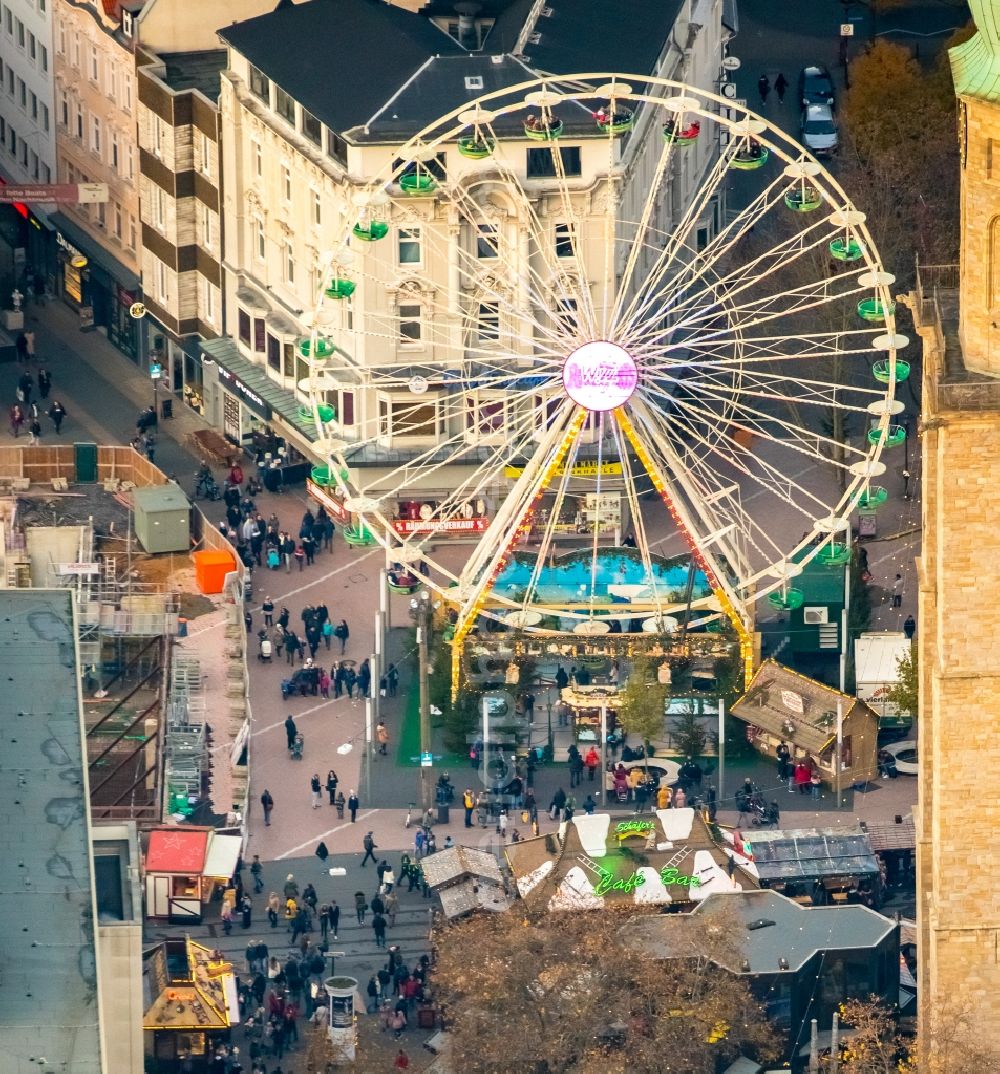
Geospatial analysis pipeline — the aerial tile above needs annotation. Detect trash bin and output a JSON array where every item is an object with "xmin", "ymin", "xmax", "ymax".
[
  {"xmin": 161, "ymin": 398, "xmax": 173, "ymax": 419},
  {"xmin": 437, "ymin": 803, "xmax": 450, "ymax": 825}
]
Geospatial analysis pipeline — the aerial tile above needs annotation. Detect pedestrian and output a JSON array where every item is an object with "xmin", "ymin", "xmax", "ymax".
[
  {"xmin": 757, "ymin": 73, "xmax": 770, "ymax": 104},
  {"xmin": 315, "ymin": 840, "xmax": 329, "ymax": 863},
  {"xmin": 326, "ymin": 769, "xmax": 339, "ymax": 805},
  {"xmin": 774, "ymin": 71, "xmax": 788, "ymax": 103},
  {"xmin": 522, "ymin": 692, "xmax": 535, "ymax": 722},
  {"xmin": 376, "ymin": 720, "xmax": 389, "ymax": 756},
  {"xmin": 584, "ymin": 746, "xmax": 600, "ymax": 782},
  {"xmin": 47, "ymin": 399, "xmax": 66, "ymax": 434},
  {"xmin": 497, "ymin": 809, "xmax": 507, "ymax": 840},
  {"xmin": 555, "ymin": 664, "xmax": 569, "ymax": 691},
  {"xmin": 794, "ymin": 761, "xmax": 811, "ymax": 795},
  {"xmin": 776, "ymin": 741, "xmax": 791, "ymax": 782},
  {"xmin": 294, "ymin": 543, "xmax": 306, "ymax": 571},
  {"xmin": 37, "ymin": 368, "xmax": 51, "ymax": 399},
  {"xmin": 267, "ymin": 891, "xmax": 281, "ymax": 928},
  {"xmin": 302, "ymin": 534, "xmax": 315, "ymax": 565},
  {"xmin": 334, "ymin": 618, "xmax": 349, "ymax": 654},
  {"xmin": 9, "ymin": 402, "xmax": 24, "ymax": 437},
  {"xmin": 904, "ymin": 614, "xmax": 916, "ymax": 639},
  {"xmin": 15, "ymin": 332, "xmax": 27, "ymax": 362},
  {"xmin": 284, "ymin": 714, "xmax": 297, "ymax": 750},
  {"xmin": 361, "ymin": 831, "xmax": 377, "ymax": 867},
  {"xmin": 394, "ymin": 1048, "xmax": 410, "ymax": 1071},
  {"xmin": 387, "ymin": 662, "xmax": 399, "ymax": 696},
  {"xmin": 261, "ymin": 788, "xmax": 274, "ymax": 826},
  {"xmin": 372, "ymin": 912, "xmax": 387, "ymax": 948},
  {"xmin": 892, "ymin": 573, "xmax": 903, "ymax": 608},
  {"xmin": 383, "ymin": 865, "xmax": 395, "ymax": 893},
  {"xmin": 24, "ymin": 329, "xmax": 35, "ymax": 361},
  {"xmin": 322, "ymin": 618, "xmax": 333, "ymax": 650},
  {"xmin": 384, "ymin": 889, "xmax": 398, "ymax": 926},
  {"xmin": 376, "ymin": 858, "xmax": 390, "ymax": 886},
  {"xmin": 241, "ymin": 893, "xmax": 253, "ymax": 928},
  {"xmin": 348, "ymin": 790, "xmax": 359, "ymax": 822},
  {"xmin": 354, "ymin": 891, "xmax": 368, "ymax": 924},
  {"xmin": 366, "ymin": 974, "xmax": 380, "ymax": 1013},
  {"xmin": 282, "ymin": 533, "xmax": 295, "ymax": 572},
  {"xmin": 358, "ymin": 658, "xmax": 371, "ymax": 698},
  {"xmin": 221, "ymin": 901, "xmax": 234, "ymax": 935},
  {"xmin": 810, "ymin": 769, "xmax": 822, "ymax": 799},
  {"xmin": 251, "ymin": 854, "xmax": 264, "ymax": 893},
  {"xmin": 27, "ymin": 416, "xmax": 41, "ymax": 445},
  {"xmin": 262, "ymin": 596, "xmax": 274, "ymax": 627},
  {"xmin": 310, "ymin": 773, "xmax": 322, "ymax": 809},
  {"xmin": 328, "ymin": 899, "xmax": 340, "ymax": 939},
  {"xmin": 463, "ymin": 788, "xmax": 474, "ymax": 828}
]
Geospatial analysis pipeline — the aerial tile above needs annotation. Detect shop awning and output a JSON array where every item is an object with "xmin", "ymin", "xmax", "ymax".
[
  {"xmin": 203, "ymin": 833, "xmax": 243, "ymax": 879},
  {"xmin": 200, "ymin": 337, "xmax": 315, "ymax": 439},
  {"xmin": 145, "ymin": 827, "xmax": 210, "ymax": 873},
  {"xmin": 49, "ymin": 211, "xmax": 141, "ymax": 291}
]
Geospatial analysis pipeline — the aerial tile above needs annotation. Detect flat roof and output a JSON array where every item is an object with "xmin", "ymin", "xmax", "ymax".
[
  {"xmin": 146, "ymin": 827, "xmax": 210, "ymax": 873},
  {"xmin": 744, "ymin": 827, "xmax": 880, "ymax": 882}
]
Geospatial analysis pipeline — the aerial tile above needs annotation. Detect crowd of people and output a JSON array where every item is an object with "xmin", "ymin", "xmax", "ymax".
[{"xmin": 7, "ymin": 349, "xmax": 67, "ymax": 443}]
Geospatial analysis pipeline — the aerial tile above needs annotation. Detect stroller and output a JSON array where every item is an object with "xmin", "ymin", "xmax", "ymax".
[
  {"xmin": 281, "ymin": 677, "xmax": 296, "ymax": 699},
  {"xmin": 290, "ymin": 732, "xmax": 305, "ymax": 760},
  {"xmin": 749, "ymin": 797, "xmax": 780, "ymax": 827},
  {"xmin": 257, "ymin": 636, "xmax": 272, "ymax": 662}
]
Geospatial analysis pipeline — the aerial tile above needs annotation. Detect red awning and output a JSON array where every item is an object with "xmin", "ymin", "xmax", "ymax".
[{"xmin": 146, "ymin": 828, "xmax": 210, "ymax": 874}]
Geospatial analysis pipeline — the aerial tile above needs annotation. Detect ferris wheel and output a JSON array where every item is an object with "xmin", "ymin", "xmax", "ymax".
[{"xmin": 297, "ymin": 73, "xmax": 906, "ymax": 675}]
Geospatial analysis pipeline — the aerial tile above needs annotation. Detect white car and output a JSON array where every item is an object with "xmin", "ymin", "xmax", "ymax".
[
  {"xmin": 605, "ymin": 757, "xmax": 680, "ymax": 793},
  {"xmin": 801, "ymin": 103, "xmax": 838, "ymax": 156},
  {"xmin": 883, "ymin": 739, "xmax": 918, "ymax": 776}
]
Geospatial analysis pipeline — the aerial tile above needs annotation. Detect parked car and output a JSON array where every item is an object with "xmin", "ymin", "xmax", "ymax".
[
  {"xmin": 799, "ymin": 64, "xmax": 835, "ymax": 108},
  {"xmin": 801, "ymin": 103, "xmax": 838, "ymax": 156},
  {"xmin": 882, "ymin": 739, "xmax": 918, "ymax": 776}
]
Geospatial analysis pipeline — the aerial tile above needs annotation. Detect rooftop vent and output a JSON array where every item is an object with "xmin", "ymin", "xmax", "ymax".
[
  {"xmin": 747, "ymin": 918, "xmax": 776, "ymax": 931},
  {"xmin": 465, "ymin": 76, "xmax": 484, "ymax": 90}
]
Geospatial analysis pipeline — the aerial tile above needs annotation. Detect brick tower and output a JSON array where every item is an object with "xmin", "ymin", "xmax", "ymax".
[{"xmin": 909, "ymin": 4, "xmax": 1000, "ymax": 1066}]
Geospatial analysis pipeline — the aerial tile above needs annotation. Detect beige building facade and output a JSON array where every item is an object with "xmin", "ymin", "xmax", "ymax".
[{"xmin": 909, "ymin": 5, "xmax": 1000, "ymax": 1065}]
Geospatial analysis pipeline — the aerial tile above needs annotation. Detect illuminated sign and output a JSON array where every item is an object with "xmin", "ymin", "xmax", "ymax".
[
  {"xmin": 390, "ymin": 518, "xmax": 487, "ymax": 535},
  {"xmin": 592, "ymin": 864, "xmax": 702, "ymax": 897},
  {"xmin": 562, "ymin": 341, "xmax": 638, "ymax": 412},
  {"xmin": 503, "ymin": 460, "xmax": 623, "ymax": 479},
  {"xmin": 615, "ymin": 820, "xmax": 654, "ymax": 841}
]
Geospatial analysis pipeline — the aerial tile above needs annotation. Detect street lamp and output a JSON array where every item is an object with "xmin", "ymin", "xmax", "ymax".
[{"xmin": 409, "ymin": 589, "xmax": 433, "ymax": 815}]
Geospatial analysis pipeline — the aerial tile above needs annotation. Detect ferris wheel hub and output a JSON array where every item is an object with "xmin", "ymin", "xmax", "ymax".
[{"xmin": 562, "ymin": 341, "xmax": 638, "ymax": 412}]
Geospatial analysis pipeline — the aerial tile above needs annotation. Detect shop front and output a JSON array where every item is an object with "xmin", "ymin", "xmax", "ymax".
[{"xmin": 143, "ymin": 826, "xmax": 243, "ymax": 923}]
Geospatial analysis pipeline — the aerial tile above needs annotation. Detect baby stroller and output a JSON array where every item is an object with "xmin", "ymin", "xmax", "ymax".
[
  {"xmin": 290, "ymin": 732, "xmax": 304, "ymax": 760},
  {"xmin": 258, "ymin": 637, "xmax": 272, "ymax": 662},
  {"xmin": 281, "ymin": 677, "xmax": 296, "ymax": 699},
  {"xmin": 749, "ymin": 798, "xmax": 780, "ymax": 827}
]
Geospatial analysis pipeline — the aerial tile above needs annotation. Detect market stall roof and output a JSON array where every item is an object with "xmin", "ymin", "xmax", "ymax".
[
  {"xmin": 741, "ymin": 827, "xmax": 880, "ymax": 883},
  {"xmin": 628, "ymin": 890, "xmax": 895, "ymax": 974},
  {"xmin": 437, "ymin": 878, "xmax": 513, "ymax": 919},
  {"xmin": 202, "ymin": 833, "xmax": 243, "ymax": 879},
  {"xmin": 861, "ymin": 815, "xmax": 916, "ymax": 852},
  {"xmin": 731, "ymin": 659, "xmax": 875, "ymax": 753},
  {"xmin": 143, "ymin": 939, "xmax": 236, "ymax": 1031},
  {"xmin": 145, "ymin": 827, "xmax": 211, "ymax": 874},
  {"xmin": 421, "ymin": 846, "xmax": 503, "ymax": 889}
]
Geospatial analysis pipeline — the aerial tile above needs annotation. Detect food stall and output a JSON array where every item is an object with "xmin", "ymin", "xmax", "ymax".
[
  {"xmin": 144, "ymin": 827, "xmax": 243, "ymax": 922},
  {"xmin": 560, "ymin": 683, "xmax": 623, "ymax": 743}
]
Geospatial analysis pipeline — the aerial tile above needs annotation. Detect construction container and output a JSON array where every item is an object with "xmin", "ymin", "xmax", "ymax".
[
  {"xmin": 132, "ymin": 485, "xmax": 191, "ymax": 553},
  {"xmin": 193, "ymin": 549, "xmax": 236, "ymax": 594}
]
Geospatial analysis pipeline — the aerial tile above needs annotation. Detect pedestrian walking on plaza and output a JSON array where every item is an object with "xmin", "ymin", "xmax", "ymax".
[
  {"xmin": 37, "ymin": 368, "xmax": 51, "ymax": 399},
  {"xmin": 387, "ymin": 662, "xmax": 399, "ymax": 696},
  {"xmin": 757, "ymin": 73, "xmax": 770, "ymax": 105},
  {"xmin": 326, "ymin": 769, "xmax": 339, "ymax": 805},
  {"xmin": 284, "ymin": 714, "xmax": 297, "ymax": 750},
  {"xmin": 310, "ymin": 773, "xmax": 322, "ymax": 808},
  {"xmin": 376, "ymin": 720, "xmax": 389, "ymax": 756},
  {"xmin": 267, "ymin": 891, "xmax": 281, "ymax": 928},
  {"xmin": 261, "ymin": 788, "xmax": 274, "ymax": 826},
  {"xmin": 892, "ymin": 573, "xmax": 903, "ymax": 608},
  {"xmin": 221, "ymin": 901, "xmax": 233, "ymax": 935},
  {"xmin": 262, "ymin": 596, "xmax": 274, "ymax": 627},
  {"xmin": 47, "ymin": 400, "xmax": 66, "ymax": 433},
  {"xmin": 463, "ymin": 788, "xmax": 474, "ymax": 828},
  {"xmin": 15, "ymin": 332, "xmax": 28, "ymax": 362},
  {"xmin": 27, "ymin": 416, "xmax": 41, "ymax": 445},
  {"xmin": 328, "ymin": 899, "xmax": 340, "ymax": 939},
  {"xmin": 361, "ymin": 831, "xmax": 377, "ymax": 867},
  {"xmin": 344, "ymin": 665, "xmax": 357, "ymax": 698},
  {"xmin": 904, "ymin": 614, "xmax": 916, "ymax": 639},
  {"xmin": 282, "ymin": 533, "xmax": 295, "ymax": 572},
  {"xmin": 384, "ymin": 889, "xmax": 398, "ymax": 926},
  {"xmin": 348, "ymin": 790, "xmax": 359, "ymax": 822},
  {"xmin": 774, "ymin": 72, "xmax": 788, "ymax": 104},
  {"xmin": 315, "ymin": 840, "xmax": 329, "ymax": 864},
  {"xmin": 334, "ymin": 618, "xmax": 349, "ymax": 654},
  {"xmin": 240, "ymin": 893, "xmax": 253, "ymax": 928},
  {"xmin": 355, "ymin": 891, "xmax": 368, "ymax": 924},
  {"xmin": 251, "ymin": 854, "xmax": 264, "ymax": 893},
  {"xmin": 372, "ymin": 912, "xmax": 387, "ymax": 948},
  {"xmin": 9, "ymin": 403, "xmax": 24, "ymax": 437},
  {"xmin": 394, "ymin": 1048, "xmax": 410, "ymax": 1071},
  {"xmin": 382, "ymin": 865, "xmax": 395, "ymax": 893},
  {"xmin": 322, "ymin": 618, "xmax": 333, "ymax": 650},
  {"xmin": 776, "ymin": 741, "xmax": 792, "ymax": 782}
]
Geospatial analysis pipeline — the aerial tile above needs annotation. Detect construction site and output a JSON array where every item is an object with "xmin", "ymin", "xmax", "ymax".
[{"xmin": 0, "ymin": 444, "xmax": 251, "ymax": 831}]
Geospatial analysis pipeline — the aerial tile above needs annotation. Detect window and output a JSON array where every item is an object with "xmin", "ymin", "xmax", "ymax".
[
  {"xmin": 30, "ymin": 150, "xmax": 37, "ymax": 179},
  {"xmin": 71, "ymin": 33, "xmax": 79, "ymax": 69},
  {"xmin": 301, "ymin": 108, "xmax": 322, "ymax": 146},
  {"xmin": 107, "ymin": 60, "xmax": 116, "ymax": 100},
  {"xmin": 389, "ymin": 398, "xmax": 438, "ymax": 439},
  {"xmin": 238, "ymin": 308, "xmax": 251, "ymax": 347},
  {"xmin": 7, "ymin": 125, "xmax": 15, "ymax": 153},
  {"xmin": 399, "ymin": 304, "xmax": 421, "ymax": 345},
  {"xmin": 266, "ymin": 333, "xmax": 281, "ymax": 371},
  {"xmin": 253, "ymin": 317, "xmax": 266, "ymax": 353},
  {"xmin": 30, "ymin": 91, "xmax": 36, "ymax": 120},
  {"xmin": 526, "ymin": 145, "xmax": 582, "ymax": 179},
  {"xmin": 128, "ymin": 217, "xmax": 135, "ymax": 249},
  {"xmin": 59, "ymin": 91, "xmax": 68, "ymax": 127},
  {"xmin": 111, "ymin": 131, "xmax": 119, "ymax": 169},
  {"xmin": 96, "ymin": 201, "xmax": 105, "ymax": 229},
  {"xmin": 0, "ymin": 57, "xmax": 3, "ymax": 84},
  {"xmin": 153, "ymin": 187, "xmax": 166, "ymax": 229},
  {"xmin": 466, "ymin": 395, "xmax": 505, "ymax": 437},
  {"xmin": 114, "ymin": 201, "xmax": 121, "ymax": 239},
  {"xmin": 0, "ymin": 116, "xmax": 4, "ymax": 148},
  {"xmin": 398, "ymin": 227, "xmax": 421, "ymax": 265},
  {"xmin": 340, "ymin": 391, "xmax": 355, "ymax": 426},
  {"xmin": 6, "ymin": 67, "xmax": 12, "ymax": 95},
  {"xmin": 477, "ymin": 223, "xmax": 499, "ymax": 259},
  {"xmin": 274, "ymin": 85, "xmax": 295, "ymax": 125},
  {"xmin": 284, "ymin": 241, "xmax": 294, "ymax": 284},
  {"xmin": 89, "ymin": 45, "xmax": 98, "ymax": 82},
  {"xmin": 57, "ymin": 21, "xmax": 64, "ymax": 53},
  {"xmin": 477, "ymin": 302, "xmax": 500, "ymax": 342},
  {"xmin": 252, "ymin": 139, "xmax": 262, "ymax": 177},
  {"xmin": 281, "ymin": 165, "xmax": 291, "ymax": 201},
  {"xmin": 554, "ymin": 220, "xmax": 580, "ymax": 257},
  {"xmin": 200, "ymin": 132, "xmax": 211, "ymax": 175},
  {"xmin": 17, "ymin": 78, "xmax": 25, "ymax": 109},
  {"xmin": 201, "ymin": 203, "xmax": 212, "ymax": 248},
  {"xmin": 40, "ymin": 44, "xmax": 47, "ymax": 72},
  {"xmin": 123, "ymin": 72, "xmax": 132, "ymax": 111},
  {"xmin": 155, "ymin": 260, "xmax": 167, "ymax": 301},
  {"xmin": 91, "ymin": 116, "xmax": 101, "ymax": 155},
  {"xmin": 556, "ymin": 297, "xmax": 578, "ymax": 332},
  {"xmin": 41, "ymin": 104, "xmax": 48, "ymax": 131},
  {"xmin": 327, "ymin": 130, "xmax": 347, "ymax": 166},
  {"xmin": 4, "ymin": 7, "xmax": 12, "ymax": 35},
  {"xmin": 27, "ymin": 31, "xmax": 35, "ymax": 62},
  {"xmin": 312, "ymin": 191, "xmax": 321, "ymax": 226},
  {"xmin": 153, "ymin": 115, "xmax": 163, "ymax": 157},
  {"xmin": 696, "ymin": 225, "xmax": 710, "ymax": 251},
  {"xmin": 255, "ymin": 218, "xmax": 265, "ymax": 260},
  {"xmin": 204, "ymin": 280, "xmax": 215, "ymax": 324},
  {"xmin": 248, "ymin": 64, "xmax": 270, "ymax": 103},
  {"xmin": 40, "ymin": 0, "xmax": 47, "ymax": 11},
  {"xmin": 127, "ymin": 144, "xmax": 134, "ymax": 180},
  {"xmin": 75, "ymin": 103, "xmax": 83, "ymax": 139},
  {"xmin": 16, "ymin": 18, "xmax": 24, "ymax": 48}
]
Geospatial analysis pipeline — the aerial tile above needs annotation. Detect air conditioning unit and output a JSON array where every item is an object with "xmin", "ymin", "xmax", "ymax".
[
  {"xmin": 465, "ymin": 76, "xmax": 484, "ymax": 90},
  {"xmin": 803, "ymin": 607, "xmax": 828, "ymax": 625}
]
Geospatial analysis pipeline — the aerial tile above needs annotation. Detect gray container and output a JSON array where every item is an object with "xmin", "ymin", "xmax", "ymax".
[{"xmin": 132, "ymin": 485, "xmax": 191, "ymax": 553}]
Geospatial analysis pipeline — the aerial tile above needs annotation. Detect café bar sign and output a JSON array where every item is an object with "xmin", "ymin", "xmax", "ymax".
[{"xmin": 592, "ymin": 864, "xmax": 701, "ymax": 897}]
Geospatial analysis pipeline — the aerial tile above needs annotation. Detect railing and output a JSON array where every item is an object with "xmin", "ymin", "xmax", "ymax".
[{"xmin": 915, "ymin": 259, "xmax": 959, "ymax": 310}]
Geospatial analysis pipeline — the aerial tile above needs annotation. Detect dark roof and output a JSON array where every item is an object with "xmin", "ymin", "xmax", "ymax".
[
  {"xmin": 218, "ymin": 0, "xmax": 465, "ymax": 133},
  {"xmin": 629, "ymin": 890, "xmax": 896, "ymax": 974},
  {"xmin": 158, "ymin": 50, "xmax": 228, "ymax": 99},
  {"xmin": 746, "ymin": 827, "xmax": 880, "ymax": 883}
]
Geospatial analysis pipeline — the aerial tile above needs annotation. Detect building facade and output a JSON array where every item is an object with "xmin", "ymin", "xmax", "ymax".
[
  {"xmin": 52, "ymin": 0, "xmax": 141, "ymax": 358},
  {"xmin": 908, "ymin": 2, "xmax": 1000, "ymax": 1066},
  {"xmin": 211, "ymin": 0, "xmax": 734, "ymax": 482}
]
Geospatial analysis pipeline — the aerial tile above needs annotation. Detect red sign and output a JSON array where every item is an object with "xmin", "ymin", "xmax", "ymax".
[
  {"xmin": 391, "ymin": 518, "xmax": 488, "ymax": 535},
  {"xmin": 306, "ymin": 479, "xmax": 350, "ymax": 524},
  {"xmin": 0, "ymin": 182, "xmax": 108, "ymax": 204}
]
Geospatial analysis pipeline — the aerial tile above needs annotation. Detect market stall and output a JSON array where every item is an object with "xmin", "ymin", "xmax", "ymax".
[{"xmin": 144, "ymin": 827, "xmax": 243, "ymax": 922}]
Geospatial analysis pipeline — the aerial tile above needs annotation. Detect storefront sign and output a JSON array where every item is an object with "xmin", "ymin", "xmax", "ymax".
[
  {"xmin": 0, "ymin": 182, "xmax": 108, "ymax": 203},
  {"xmin": 217, "ymin": 365, "xmax": 271, "ymax": 419},
  {"xmin": 503, "ymin": 460, "xmax": 623, "ymax": 479},
  {"xmin": 781, "ymin": 689, "xmax": 804, "ymax": 714},
  {"xmin": 615, "ymin": 820, "xmax": 654, "ymax": 838},
  {"xmin": 306, "ymin": 478, "xmax": 351, "ymax": 524},
  {"xmin": 56, "ymin": 231, "xmax": 85, "ymax": 261},
  {"xmin": 562, "ymin": 341, "xmax": 638, "ymax": 412},
  {"xmin": 390, "ymin": 518, "xmax": 487, "ymax": 535},
  {"xmin": 592, "ymin": 864, "xmax": 702, "ymax": 897}
]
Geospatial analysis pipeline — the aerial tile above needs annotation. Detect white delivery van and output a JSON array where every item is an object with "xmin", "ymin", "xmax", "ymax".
[{"xmin": 854, "ymin": 632, "xmax": 914, "ymax": 731}]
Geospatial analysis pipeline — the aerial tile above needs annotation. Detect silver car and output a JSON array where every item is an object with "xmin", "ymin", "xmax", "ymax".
[{"xmin": 801, "ymin": 103, "xmax": 838, "ymax": 156}]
